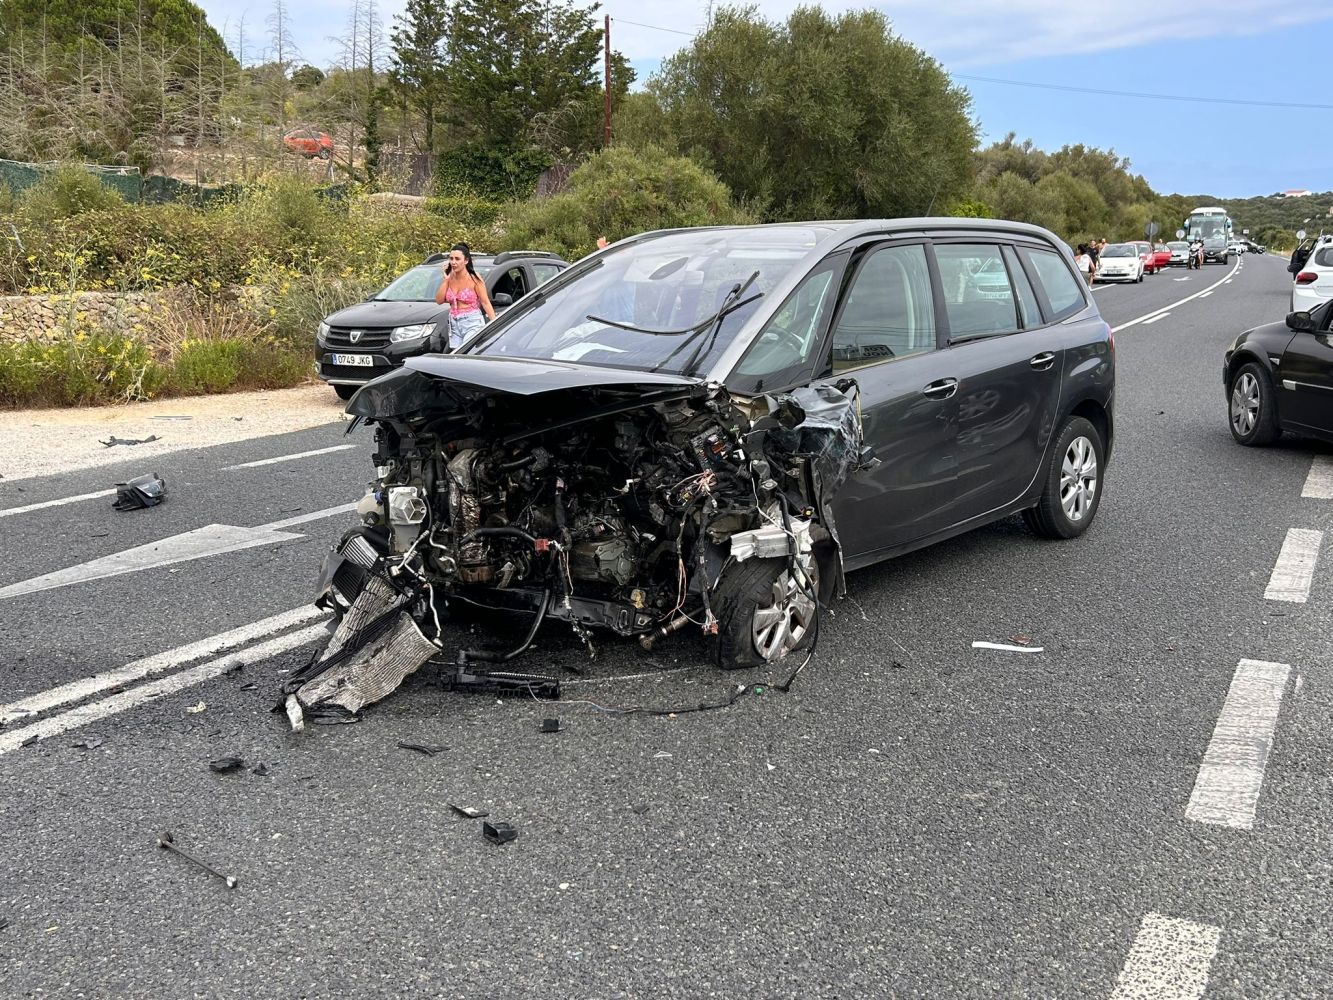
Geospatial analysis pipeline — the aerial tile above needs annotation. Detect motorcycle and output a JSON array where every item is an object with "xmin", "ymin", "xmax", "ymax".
[{"xmin": 1188, "ymin": 242, "xmax": 1204, "ymax": 269}]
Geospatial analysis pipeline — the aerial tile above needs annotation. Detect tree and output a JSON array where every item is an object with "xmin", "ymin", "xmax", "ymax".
[
  {"xmin": 389, "ymin": 0, "xmax": 448, "ymax": 153},
  {"xmin": 291, "ymin": 64, "xmax": 325, "ymax": 89}
]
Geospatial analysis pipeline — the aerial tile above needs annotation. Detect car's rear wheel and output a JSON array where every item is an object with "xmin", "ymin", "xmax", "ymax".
[
  {"xmin": 1023, "ymin": 416, "xmax": 1104, "ymax": 540},
  {"xmin": 334, "ymin": 384, "xmax": 358, "ymax": 401},
  {"xmin": 1228, "ymin": 362, "xmax": 1280, "ymax": 446},
  {"xmin": 711, "ymin": 557, "xmax": 818, "ymax": 669}
]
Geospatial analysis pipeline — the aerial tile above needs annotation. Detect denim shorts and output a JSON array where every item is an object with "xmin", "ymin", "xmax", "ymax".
[{"xmin": 449, "ymin": 309, "xmax": 485, "ymax": 349}]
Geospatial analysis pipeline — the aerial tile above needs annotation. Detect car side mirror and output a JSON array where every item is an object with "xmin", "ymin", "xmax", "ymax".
[
  {"xmin": 492, "ymin": 292, "xmax": 514, "ymax": 308},
  {"xmin": 1287, "ymin": 311, "xmax": 1316, "ymax": 333}
]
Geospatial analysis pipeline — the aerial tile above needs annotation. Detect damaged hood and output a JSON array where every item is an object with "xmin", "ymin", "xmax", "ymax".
[{"xmin": 347, "ymin": 355, "xmax": 705, "ymax": 421}]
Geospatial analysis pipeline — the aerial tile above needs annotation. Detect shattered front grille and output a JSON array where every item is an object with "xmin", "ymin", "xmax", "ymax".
[{"xmin": 327, "ymin": 327, "xmax": 392, "ymax": 349}]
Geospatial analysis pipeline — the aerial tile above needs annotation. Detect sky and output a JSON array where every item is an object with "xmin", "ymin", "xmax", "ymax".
[{"xmin": 194, "ymin": 0, "xmax": 1333, "ymax": 199}]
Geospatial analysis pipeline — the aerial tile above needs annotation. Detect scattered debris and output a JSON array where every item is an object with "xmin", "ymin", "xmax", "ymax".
[
  {"xmin": 150, "ymin": 415, "xmax": 192, "ymax": 421},
  {"xmin": 1009, "ymin": 635, "xmax": 1032, "ymax": 646},
  {"xmin": 223, "ymin": 663, "xmax": 244, "ymax": 677},
  {"xmin": 0, "ymin": 917, "xmax": 9, "ymax": 931},
  {"xmin": 184, "ymin": 701, "xmax": 207, "ymax": 714},
  {"xmin": 157, "ymin": 830, "xmax": 237, "ymax": 889},
  {"xmin": 113, "ymin": 472, "xmax": 167, "ymax": 511},
  {"xmin": 972, "ymin": 641, "xmax": 1045, "ymax": 654},
  {"xmin": 449, "ymin": 803, "xmax": 488, "ymax": 819},
  {"xmin": 540, "ymin": 718, "xmax": 562, "ymax": 734},
  {"xmin": 208, "ymin": 757, "xmax": 245, "ymax": 773},
  {"xmin": 100, "ymin": 434, "xmax": 161, "ymax": 448},
  {"xmin": 482, "ymin": 821, "xmax": 518, "ymax": 845},
  {"xmin": 766, "ymin": 761, "xmax": 776, "ymax": 771},
  {"xmin": 889, "ymin": 660, "xmax": 906, "ymax": 670},
  {"xmin": 20, "ymin": 735, "xmax": 38, "ymax": 748},
  {"xmin": 239, "ymin": 683, "xmax": 258, "ymax": 692},
  {"xmin": 630, "ymin": 803, "xmax": 650, "ymax": 815},
  {"xmin": 396, "ymin": 741, "xmax": 449, "ymax": 756},
  {"xmin": 250, "ymin": 763, "xmax": 271, "ymax": 777},
  {"xmin": 652, "ymin": 751, "xmax": 672, "ymax": 759},
  {"xmin": 69, "ymin": 736, "xmax": 105, "ymax": 750}
]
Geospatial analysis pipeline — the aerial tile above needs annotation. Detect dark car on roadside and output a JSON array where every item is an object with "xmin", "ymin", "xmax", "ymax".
[
  {"xmin": 320, "ymin": 219, "xmax": 1116, "ymax": 676},
  {"xmin": 1226, "ymin": 301, "xmax": 1333, "ymax": 445},
  {"xmin": 316, "ymin": 250, "xmax": 568, "ymax": 398}
]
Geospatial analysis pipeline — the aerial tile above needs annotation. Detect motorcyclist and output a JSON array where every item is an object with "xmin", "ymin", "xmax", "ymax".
[{"xmin": 1188, "ymin": 235, "xmax": 1205, "ymax": 269}]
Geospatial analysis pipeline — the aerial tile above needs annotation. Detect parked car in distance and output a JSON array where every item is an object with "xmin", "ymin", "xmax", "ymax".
[
  {"xmin": 1166, "ymin": 240, "xmax": 1191, "ymax": 266},
  {"xmin": 1133, "ymin": 240, "xmax": 1161, "ymax": 274},
  {"xmin": 334, "ymin": 219, "xmax": 1115, "ymax": 671},
  {"xmin": 1151, "ymin": 244, "xmax": 1173, "ymax": 270},
  {"xmin": 1240, "ymin": 240, "xmax": 1265, "ymax": 254},
  {"xmin": 316, "ymin": 250, "xmax": 568, "ymax": 399},
  {"xmin": 283, "ymin": 127, "xmax": 334, "ymax": 159},
  {"xmin": 1291, "ymin": 235, "xmax": 1333, "ymax": 312},
  {"xmin": 1225, "ymin": 301, "xmax": 1333, "ymax": 446},
  {"xmin": 1096, "ymin": 243, "xmax": 1144, "ymax": 282}
]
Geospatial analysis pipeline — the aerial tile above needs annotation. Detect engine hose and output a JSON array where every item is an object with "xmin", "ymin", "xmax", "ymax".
[
  {"xmin": 459, "ymin": 588, "xmax": 552, "ymax": 663},
  {"xmin": 499, "ymin": 454, "xmax": 535, "ymax": 472},
  {"xmin": 460, "ymin": 526, "xmax": 539, "ymax": 546}
]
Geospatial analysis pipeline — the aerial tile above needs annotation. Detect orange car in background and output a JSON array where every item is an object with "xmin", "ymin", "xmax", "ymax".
[{"xmin": 283, "ymin": 127, "xmax": 334, "ymax": 160}]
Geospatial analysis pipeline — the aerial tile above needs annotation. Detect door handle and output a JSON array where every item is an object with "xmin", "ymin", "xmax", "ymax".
[
  {"xmin": 1029, "ymin": 352, "xmax": 1056, "ymax": 370},
  {"xmin": 922, "ymin": 377, "xmax": 958, "ymax": 399}
]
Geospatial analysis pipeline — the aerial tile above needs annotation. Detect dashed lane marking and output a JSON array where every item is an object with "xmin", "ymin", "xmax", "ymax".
[
  {"xmin": 221, "ymin": 444, "xmax": 357, "ymax": 470},
  {"xmin": 1110, "ymin": 913, "xmax": 1220, "ymax": 1000},
  {"xmin": 1302, "ymin": 455, "xmax": 1333, "ymax": 499},
  {"xmin": 1263, "ymin": 528, "xmax": 1323, "ymax": 603},
  {"xmin": 0, "ymin": 605, "xmax": 325, "ymax": 725},
  {"xmin": 1185, "ymin": 658, "xmax": 1290, "ymax": 830},
  {"xmin": 1112, "ymin": 257, "xmax": 1241, "ymax": 333},
  {"xmin": 0, "ymin": 624, "xmax": 329, "ymax": 755},
  {"xmin": 0, "ymin": 489, "xmax": 117, "ymax": 519},
  {"xmin": 1142, "ymin": 313, "xmax": 1170, "ymax": 325}
]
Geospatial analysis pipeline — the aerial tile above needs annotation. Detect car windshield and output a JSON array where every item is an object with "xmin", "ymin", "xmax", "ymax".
[
  {"xmin": 375, "ymin": 265, "xmax": 443, "ymax": 302},
  {"xmin": 469, "ymin": 228, "xmax": 828, "ymax": 375},
  {"xmin": 1104, "ymin": 245, "xmax": 1135, "ymax": 257},
  {"xmin": 1168, "ymin": 241, "xmax": 1188, "ymax": 250}
]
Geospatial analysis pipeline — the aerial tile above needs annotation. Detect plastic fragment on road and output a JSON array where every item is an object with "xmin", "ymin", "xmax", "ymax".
[
  {"xmin": 69, "ymin": 736, "xmax": 104, "ymax": 750},
  {"xmin": 100, "ymin": 435, "xmax": 160, "ymax": 448},
  {"xmin": 972, "ymin": 641, "xmax": 1045, "ymax": 654},
  {"xmin": 397, "ymin": 741, "xmax": 449, "ymax": 756},
  {"xmin": 449, "ymin": 803, "xmax": 488, "ymax": 819},
  {"xmin": 113, "ymin": 473, "xmax": 167, "ymax": 511},
  {"xmin": 184, "ymin": 701, "xmax": 207, "ymax": 714},
  {"xmin": 540, "ymin": 718, "xmax": 562, "ymax": 733},
  {"xmin": 208, "ymin": 756, "xmax": 245, "ymax": 773},
  {"xmin": 482, "ymin": 821, "xmax": 518, "ymax": 845}
]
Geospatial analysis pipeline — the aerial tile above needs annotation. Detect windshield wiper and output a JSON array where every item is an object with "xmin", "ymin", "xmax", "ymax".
[
  {"xmin": 666, "ymin": 271, "xmax": 763, "ymax": 376},
  {"xmin": 586, "ymin": 270, "xmax": 762, "ymax": 339}
]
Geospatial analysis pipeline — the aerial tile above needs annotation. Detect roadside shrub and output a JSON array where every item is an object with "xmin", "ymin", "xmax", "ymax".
[
  {"xmin": 0, "ymin": 333, "xmax": 163, "ymax": 407},
  {"xmin": 424, "ymin": 193, "xmax": 503, "ymax": 229},
  {"xmin": 19, "ymin": 166, "xmax": 125, "ymax": 220},
  {"xmin": 165, "ymin": 337, "xmax": 309, "ymax": 395},
  {"xmin": 500, "ymin": 145, "xmax": 755, "ymax": 259}
]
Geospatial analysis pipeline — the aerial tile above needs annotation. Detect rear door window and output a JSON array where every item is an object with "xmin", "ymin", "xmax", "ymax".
[
  {"xmin": 533, "ymin": 263, "xmax": 564, "ymax": 285},
  {"xmin": 1019, "ymin": 247, "xmax": 1086, "ymax": 321},
  {"xmin": 934, "ymin": 243, "xmax": 1020, "ymax": 341},
  {"xmin": 1002, "ymin": 245, "xmax": 1042, "ymax": 328}
]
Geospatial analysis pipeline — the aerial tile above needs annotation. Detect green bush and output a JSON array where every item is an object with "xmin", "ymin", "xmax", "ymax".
[
  {"xmin": 19, "ymin": 165, "xmax": 125, "ymax": 220},
  {"xmin": 500, "ymin": 145, "xmax": 755, "ymax": 259},
  {"xmin": 0, "ymin": 333, "xmax": 164, "ymax": 407},
  {"xmin": 165, "ymin": 337, "xmax": 310, "ymax": 395},
  {"xmin": 424, "ymin": 193, "xmax": 503, "ymax": 229}
]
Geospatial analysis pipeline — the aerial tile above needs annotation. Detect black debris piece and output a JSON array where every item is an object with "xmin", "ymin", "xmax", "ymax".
[
  {"xmin": 100, "ymin": 434, "xmax": 161, "ymax": 448},
  {"xmin": 113, "ymin": 473, "xmax": 167, "ymax": 511},
  {"xmin": 397, "ymin": 741, "xmax": 449, "ymax": 756},
  {"xmin": 19, "ymin": 735, "xmax": 38, "ymax": 748},
  {"xmin": 239, "ymin": 683, "xmax": 258, "ymax": 691},
  {"xmin": 631, "ymin": 803, "xmax": 650, "ymax": 815},
  {"xmin": 224, "ymin": 663, "xmax": 244, "ymax": 677},
  {"xmin": 250, "ymin": 763, "xmax": 271, "ymax": 776},
  {"xmin": 890, "ymin": 660, "xmax": 906, "ymax": 670},
  {"xmin": 208, "ymin": 756, "xmax": 245, "ymax": 774},
  {"xmin": 449, "ymin": 803, "xmax": 488, "ymax": 820},
  {"xmin": 0, "ymin": 917, "xmax": 9, "ymax": 931},
  {"xmin": 540, "ymin": 718, "xmax": 562, "ymax": 734},
  {"xmin": 482, "ymin": 821, "xmax": 518, "ymax": 845},
  {"xmin": 70, "ymin": 736, "xmax": 105, "ymax": 750}
]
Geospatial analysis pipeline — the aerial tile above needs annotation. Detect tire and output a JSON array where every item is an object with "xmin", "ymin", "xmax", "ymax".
[
  {"xmin": 710, "ymin": 557, "xmax": 818, "ymax": 670},
  {"xmin": 1022, "ymin": 416, "xmax": 1104, "ymax": 540},
  {"xmin": 334, "ymin": 384, "xmax": 358, "ymax": 401},
  {"xmin": 1228, "ymin": 362, "xmax": 1281, "ymax": 446}
]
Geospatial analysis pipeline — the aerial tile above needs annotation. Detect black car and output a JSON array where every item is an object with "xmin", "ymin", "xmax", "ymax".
[
  {"xmin": 1226, "ymin": 302, "xmax": 1333, "ymax": 445},
  {"xmin": 288, "ymin": 219, "xmax": 1115, "ymax": 719},
  {"xmin": 315, "ymin": 250, "xmax": 568, "ymax": 399}
]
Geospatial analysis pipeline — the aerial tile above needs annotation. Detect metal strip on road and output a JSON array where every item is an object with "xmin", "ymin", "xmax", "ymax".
[
  {"xmin": 0, "ymin": 604, "xmax": 325, "ymax": 725},
  {"xmin": 0, "ymin": 623, "xmax": 329, "ymax": 756},
  {"xmin": 221, "ymin": 444, "xmax": 357, "ymax": 470},
  {"xmin": 0, "ymin": 488, "xmax": 117, "ymax": 519},
  {"xmin": 1111, "ymin": 258, "xmax": 1241, "ymax": 333},
  {"xmin": 1302, "ymin": 456, "xmax": 1333, "ymax": 499},
  {"xmin": 1185, "ymin": 659, "xmax": 1290, "ymax": 830},
  {"xmin": 1263, "ymin": 528, "xmax": 1323, "ymax": 603},
  {"xmin": 1110, "ymin": 913, "xmax": 1221, "ymax": 1000}
]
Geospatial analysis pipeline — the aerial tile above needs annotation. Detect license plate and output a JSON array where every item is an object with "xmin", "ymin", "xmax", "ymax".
[{"xmin": 332, "ymin": 353, "xmax": 374, "ymax": 367}]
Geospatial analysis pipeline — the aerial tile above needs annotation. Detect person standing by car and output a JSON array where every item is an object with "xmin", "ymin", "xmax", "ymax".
[
  {"xmin": 1075, "ymin": 244, "xmax": 1095, "ymax": 286},
  {"xmin": 435, "ymin": 242, "xmax": 496, "ymax": 348}
]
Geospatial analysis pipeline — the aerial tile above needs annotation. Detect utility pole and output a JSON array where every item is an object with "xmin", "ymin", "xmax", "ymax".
[{"xmin": 603, "ymin": 14, "xmax": 612, "ymax": 147}]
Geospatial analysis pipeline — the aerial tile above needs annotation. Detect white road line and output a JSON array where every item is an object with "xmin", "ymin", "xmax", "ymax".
[
  {"xmin": 222, "ymin": 445, "xmax": 356, "ymax": 470},
  {"xmin": 0, "ymin": 489, "xmax": 117, "ymax": 519},
  {"xmin": 1142, "ymin": 313, "xmax": 1170, "ymax": 325},
  {"xmin": 1199, "ymin": 291, "xmax": 1213, "ymax": 298},
  {"xmin": 1185, "ymin": 659, "xmax": 1290, "ymax": 830},
  {"xmin": 1263, "ymin": 528, "xmax": 1323, "ymax": 603},
  {"xmin": 1110, "ymin": 913, "xmax": 1220, "ymax": 1000},
  {"xmin": 0, "ymin": 624, "xmax": 329, "ymax": 755},
  {"xmin": 0, "ymin": 605, "xmax": 325, "ymax": 725},
  {"xmin": 0, "ymin": 523, "xmax": 305, "ymax": 601},
  {"xmin": 1301, "ymin": 456, "xmax": 1333, "ymax": 499},
  {"xmin": 259, "ymin": 501, "xmax": 359, "ymax": 530},
  {"xmin": 1112, "ymin": 258, "xmax": 1241, "ymax": 333}
]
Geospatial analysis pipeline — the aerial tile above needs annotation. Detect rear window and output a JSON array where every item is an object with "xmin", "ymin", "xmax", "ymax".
[
  {"xmin": 1314, "ymin": 247, "xmax": 1333, "ymax": 268},
  {"xmin": 1019, "ymin": 248, "xmax": 1086, "ymax": 321}
]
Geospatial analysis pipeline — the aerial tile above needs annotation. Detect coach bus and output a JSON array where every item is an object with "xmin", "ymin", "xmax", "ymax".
[{"xmin": 1184, "ymin": 206, "xmax": 1233, "ymax": 265}]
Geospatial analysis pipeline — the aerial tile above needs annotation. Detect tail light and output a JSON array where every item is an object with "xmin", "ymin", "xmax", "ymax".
[{"xmin": 1296, "ymin": 272, "xmax": 1319, "ymax": 285}]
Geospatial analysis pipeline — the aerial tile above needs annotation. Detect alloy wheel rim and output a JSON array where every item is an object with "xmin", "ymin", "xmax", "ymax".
[
  {"xmin": 1230, "ymin": 373, "xmax": 1259, "ymax": 435},
  {"xmin": 751, "ymin": 569, "xmax": 816, "ymax": 661},
  {"xmin": 1059, "ymin": 435, "xmax": 1098, "ymax": 522}
]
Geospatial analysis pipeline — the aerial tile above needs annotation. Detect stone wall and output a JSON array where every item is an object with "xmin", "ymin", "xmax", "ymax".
[{"xmin": 0, "ymin": 289, "xmax": 193, "ymax": 348}]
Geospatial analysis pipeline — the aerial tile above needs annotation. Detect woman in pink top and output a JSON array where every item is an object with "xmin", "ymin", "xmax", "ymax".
[{"xmin": 434, "ymin": 242, "xmax": 496, "ymax": 349}]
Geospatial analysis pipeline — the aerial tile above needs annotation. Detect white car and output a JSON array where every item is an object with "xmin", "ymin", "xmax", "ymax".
[
  {"xmin": 1096, "ymin": 243, "xmax": 1143, "ymax": 283},
  {"xmin": 1292, "ymin": 235, "xmax": 1333, "ymax": 312},
  {"xmin": 1228, "ymin": 241, "xmax": 1243, "ymax": 255}
]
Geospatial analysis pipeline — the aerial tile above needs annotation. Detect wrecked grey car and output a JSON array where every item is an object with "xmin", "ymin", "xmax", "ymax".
[{"xmin": 287, "ymin": 221, "xmax": 1114, "ymax": 723}]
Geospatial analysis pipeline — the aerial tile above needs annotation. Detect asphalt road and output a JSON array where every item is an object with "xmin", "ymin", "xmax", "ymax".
[{"xmin": 1, "ymin": 252, "xmax": 1330, "ymax": 998}]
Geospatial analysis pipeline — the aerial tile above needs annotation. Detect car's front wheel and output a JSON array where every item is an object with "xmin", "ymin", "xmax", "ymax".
[
  {"xmin": 711, "ymin": 557, "xmax": 818, "ymax": 669},
  {"xmin": 1228, "ymin": 362, "xmax": 1280, "ymax": 446},
  {"xmin": 1023, "ymin": 416, "xmax": 1104, "ymax": 540}
]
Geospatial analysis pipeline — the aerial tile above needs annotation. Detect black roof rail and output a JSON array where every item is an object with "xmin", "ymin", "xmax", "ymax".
[
  {"xmin": 422, "ymin": 252, "xmax": 447, "ymax": 264},
  {"xmin": 493, "ymin": 250, "xmax": 561, "ymax": 266}
]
